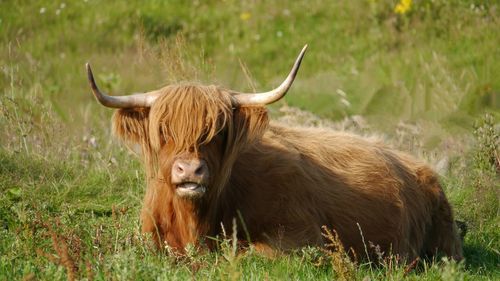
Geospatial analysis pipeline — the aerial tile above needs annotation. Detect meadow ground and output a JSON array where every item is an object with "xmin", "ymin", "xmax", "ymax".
[{"xmin": 1, "ymin": 1, "xmax": 498, "ymax": 280}]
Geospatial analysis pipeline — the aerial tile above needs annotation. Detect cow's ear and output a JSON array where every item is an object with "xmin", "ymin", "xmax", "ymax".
[{"xmin": 112, "ymin": 108, "xmax": 150, "ymax": 147}]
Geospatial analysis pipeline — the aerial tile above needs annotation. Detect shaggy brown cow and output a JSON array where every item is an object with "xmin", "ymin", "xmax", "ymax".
[{"xmin": 86, "ymin": 45, "xmax": 463, "ymax": 261}]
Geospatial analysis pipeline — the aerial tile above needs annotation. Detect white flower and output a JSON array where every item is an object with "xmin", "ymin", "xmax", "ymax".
[
  {"xmin": 340, "ymin": 98, "xmax": 351, "ymax": 107},
  {"xmin": 336, "ymin": 89, "xmax": 347, "ymax": 98},
  {"xmin": 89, "ymin": 137, "xmax": 97, "ymax": 148},
  {"xmin": 39, "ymin": 7, "xmax": 46, "ymax": 14}
]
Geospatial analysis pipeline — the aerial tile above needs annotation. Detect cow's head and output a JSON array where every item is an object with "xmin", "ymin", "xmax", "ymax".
[{"xmin": 86, "ymin": 46, "xmax": 307, "ymax": 200}]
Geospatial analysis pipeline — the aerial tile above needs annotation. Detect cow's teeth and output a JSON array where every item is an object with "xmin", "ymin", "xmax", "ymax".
[{"xmin": 178, "ymin": 183, "xmax": 200, "ymax": 190}]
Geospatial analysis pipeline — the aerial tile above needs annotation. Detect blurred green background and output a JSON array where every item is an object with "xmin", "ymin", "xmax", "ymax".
[{"xmin": 2, "ymin": 0, "xmax": 498, "ymax": 126}]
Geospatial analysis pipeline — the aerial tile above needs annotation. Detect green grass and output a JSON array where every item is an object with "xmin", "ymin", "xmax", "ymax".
[{"xmin": 1, "ymin": 0, "xmax": 499, "ymax": 280}]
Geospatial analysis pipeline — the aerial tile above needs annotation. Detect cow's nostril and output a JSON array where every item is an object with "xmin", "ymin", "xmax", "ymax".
[
  {"xmin": 195, "ymin": 165, "xmax": 205, "ymax": 176},
  {"xmin": 173, "ymin": 162, "xmax": 186, "ymax": 176}
]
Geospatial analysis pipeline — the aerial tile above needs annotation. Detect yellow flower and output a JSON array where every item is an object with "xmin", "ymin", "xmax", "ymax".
[
  {"xmin": 394, "ymin": 0, "xmax": 412, "ymax": 15},
  {"xmin": 240, "ymin": 12, "xmax": 251, "ymax": 21}
]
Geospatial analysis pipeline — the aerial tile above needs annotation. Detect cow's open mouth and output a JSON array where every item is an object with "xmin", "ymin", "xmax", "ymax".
[{"xmin": 175, "ymin": 182, "xmax": 206, "ymax": 198}]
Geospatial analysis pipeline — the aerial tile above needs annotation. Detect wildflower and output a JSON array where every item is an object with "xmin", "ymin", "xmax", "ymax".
[
  {"xmin": 340, "ymin": 98, "xmax": 351, "ymax": 107},
  {"xmin": 240, "ymin": 12, "xmax": 251, "ymax": 21},
  {"xmin": 394, "ymin": 0, "xmax": 412, "ymax": 15},
  {"xmin": 39, "ymin": 7, "xmax": 46, "ymax": 14},
  {"xmin": 336, "ymin": 89, "xmax": 347, "ymax": 98}
]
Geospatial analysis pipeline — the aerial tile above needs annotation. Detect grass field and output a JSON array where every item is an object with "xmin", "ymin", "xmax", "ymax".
[{"xmin": 1, "ymin": 0, "xmax": 499, "ymax": 280}]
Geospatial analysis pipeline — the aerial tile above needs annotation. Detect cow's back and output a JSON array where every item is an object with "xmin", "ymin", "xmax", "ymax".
[{"xmin": 224, "ymin": 123, "xmax": 456, "ymax": 260}]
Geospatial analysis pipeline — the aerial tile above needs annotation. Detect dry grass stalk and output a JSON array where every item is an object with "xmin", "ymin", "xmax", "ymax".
[
  {"xmin": 321, "ymin": 225, "xmax": 356, "ymax": 281},
  {"xmin": 22, "ymin": 273, "xmax": 36, "ymax": 281},
  {"xmin": 403, "ymin": 257, "xmax": 420, "ymax": 277},
  {"xmin": 35, "ymin": 218, "xmax": 88, "ymax": 281},
  {"xmin": 85, "ymin": 260, "xmax": 94, "ymax": 281}
]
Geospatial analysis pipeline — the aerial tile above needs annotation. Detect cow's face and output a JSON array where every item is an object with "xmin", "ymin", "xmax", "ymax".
[
  {"xmin": 159, "ymin": 126, "xmax": 227, "ymax": 199},
  {"xmin": 109, "ymin": 85, "xmax": 270, "ymax": 201},
  {"xmin": 149, "ymin": 85, "xmax": 234, "ymax": 200}
]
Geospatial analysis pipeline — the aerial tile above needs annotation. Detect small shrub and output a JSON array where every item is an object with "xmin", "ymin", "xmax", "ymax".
[{"xmin": 472, "ymin": 113, "xmax": 499, "ymax": 175}]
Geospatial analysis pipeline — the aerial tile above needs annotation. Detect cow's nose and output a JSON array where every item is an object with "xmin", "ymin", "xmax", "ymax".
[{"xmin": 171, "ymin": 159, "xmax": 209, "ymax": 183}]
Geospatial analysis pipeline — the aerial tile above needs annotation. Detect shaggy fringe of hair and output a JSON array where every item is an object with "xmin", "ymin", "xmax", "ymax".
[{"xmin": 149, "ymin": 85, "xmax": 233, "ymax": 153}]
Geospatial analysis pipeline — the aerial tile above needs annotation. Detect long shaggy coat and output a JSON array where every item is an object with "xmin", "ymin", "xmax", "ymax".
[{"xmin": 112, "ymin": 84, "xmax": 463, "ymax": 261}]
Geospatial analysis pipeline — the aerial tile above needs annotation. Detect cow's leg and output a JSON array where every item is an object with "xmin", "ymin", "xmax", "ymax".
[{"xmin": 252, "ymin": 242, "xmax": 278, "ymax": 257}]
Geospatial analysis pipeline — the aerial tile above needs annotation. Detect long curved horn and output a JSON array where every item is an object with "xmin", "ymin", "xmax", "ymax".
[
  {"xmin": 86, "ymin": 63, "xmax": 162, "ymax": 108},
  {"xmin": 232, "ymin": 45, "xmax": 307, "ymax": 106}
]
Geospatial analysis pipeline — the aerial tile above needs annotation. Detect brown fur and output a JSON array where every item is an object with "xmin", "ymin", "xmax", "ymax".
[{"xmin": 111, "ymin": 84, "xmax": 463, "ymax": 261}]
